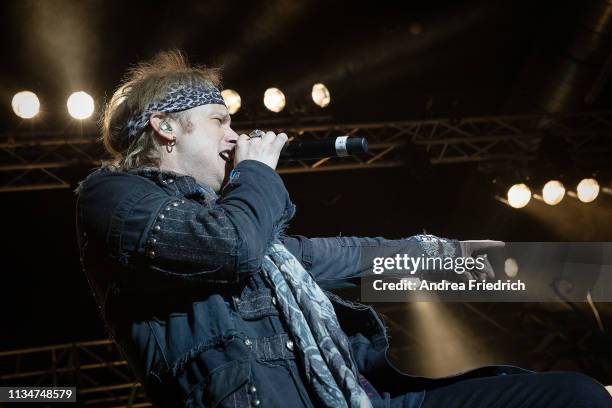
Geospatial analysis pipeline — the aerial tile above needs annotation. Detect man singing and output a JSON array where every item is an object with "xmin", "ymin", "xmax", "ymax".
[{"xmin": 75, "ymin": 50, "xmax": 611, "ymax": 407}]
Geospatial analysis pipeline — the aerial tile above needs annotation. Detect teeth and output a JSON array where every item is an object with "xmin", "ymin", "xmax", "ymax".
[
  {"xmin": 219, "ymin": 150, "xmax": 235, "ymax": 163},
  {"xmin": 219, "ymin": 151, "xmax": 231, "ymax": 163}
]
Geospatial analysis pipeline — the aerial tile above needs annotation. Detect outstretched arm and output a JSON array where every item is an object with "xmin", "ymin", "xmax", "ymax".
[{"xmin": 280, "ymin": 234, "xmax": 502, "ymax": 290}]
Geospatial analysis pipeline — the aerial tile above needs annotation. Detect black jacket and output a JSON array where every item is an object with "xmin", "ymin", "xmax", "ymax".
[{"xmin": 76, "ymin": 160, "xmax": 529, "ymax": 408}]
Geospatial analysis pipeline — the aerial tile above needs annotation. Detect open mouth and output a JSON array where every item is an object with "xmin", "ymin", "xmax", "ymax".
[{"xmin": 219, "ymin": 149, "xmax": 234, "ymax": 163}]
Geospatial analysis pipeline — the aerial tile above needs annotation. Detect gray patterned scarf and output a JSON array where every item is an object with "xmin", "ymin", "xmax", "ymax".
[{"xmin": 262, "ymin": 241, "xmax": 373, "ymax": 408}]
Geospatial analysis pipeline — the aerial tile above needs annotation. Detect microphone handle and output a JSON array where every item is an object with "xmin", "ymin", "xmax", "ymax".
[{"xmin": 279, "ymin": 136, "xmax": 368, "ymax": 161}]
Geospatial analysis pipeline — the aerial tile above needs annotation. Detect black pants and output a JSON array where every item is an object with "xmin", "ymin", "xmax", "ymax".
[{"xmin": 414, "ymin": 372, "xmax": 611, "ymax": 408}]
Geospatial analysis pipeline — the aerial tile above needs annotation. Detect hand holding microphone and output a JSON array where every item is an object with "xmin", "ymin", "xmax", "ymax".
[
  {"xmin": 233, "ymin": 130, "xmax": 288, "ymax": 170},
  {"xmin": 220, "ymin": 129, "xmax": 369, "ymax": 169}
]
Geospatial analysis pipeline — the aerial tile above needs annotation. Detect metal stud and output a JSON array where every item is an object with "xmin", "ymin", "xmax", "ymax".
[
  {"xmin": 154, "ymin": 225, "xmax": 161, "ymax": 232},
  {"xmin": 253, "ymin": 399, "xmax": 260, "ymax": 406},
  {"xmin": 286, "ymin": 340, "xmax": 294, "ymax": 351},
  {"xmin": 244, "ymin": 338, "xmax": 252, "ymax": 347},
  {"xmin": 172, "ymin": 202, "xmax": 180, "ymax": 207},
  {"xmin": 249, "ymin": 385, "xmax": 257, "ymax": 394},
  {"xmin": 148, "ymin": 251, "xmax": 155, "ymax": 259}
]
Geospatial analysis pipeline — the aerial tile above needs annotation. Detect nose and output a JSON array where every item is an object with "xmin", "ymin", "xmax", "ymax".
[{"xmin": 225, "ymin": 127, "xmax": 239, "ymax": 145}]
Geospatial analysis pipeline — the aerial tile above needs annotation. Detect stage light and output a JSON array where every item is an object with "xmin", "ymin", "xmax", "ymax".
[
  {"xmin": 12, "ymin": 91, "xmax": 40, "ymax": 119},
  {"xmin": 221, "ymin": 89, "xmax": 241, "ymax": 114},
  {"xmin": 542, "ymin": 180, "xmax": 565, "ymax": 206},
  {"xmin": 504, "ymin": 257, "xmax": 518, "ymax": 278},
  {"xmin": 263, "ymin": 87, "xmax": 285, "ymax": 112},
  {"xmin": 311, "ymin": 83, "xmax": 331, "ymax": 107},
  {"xmin": 67, "ymin": 91, "xmax": 94, "ymax": 119},
  {"xmin": 507, "ymin": 183, "xmax": 531, "ymax": 209},
  {"xmin": 576, "ymin": 178, "xmax": 599, "ymax": 203}
]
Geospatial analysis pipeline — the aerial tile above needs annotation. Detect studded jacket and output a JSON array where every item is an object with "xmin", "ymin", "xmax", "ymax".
[{"xmin": 75, "ymin": 160, "xmax": 529, "ymax": 408}]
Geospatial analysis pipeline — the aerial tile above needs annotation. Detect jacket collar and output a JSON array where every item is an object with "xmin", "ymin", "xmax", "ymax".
[{"xmin": 127, "ymin": 165, "xmax": 218, "ymax": 202}]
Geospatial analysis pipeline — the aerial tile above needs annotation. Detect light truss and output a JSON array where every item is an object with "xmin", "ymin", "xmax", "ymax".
[
  {"xmin": 0, "ymin": 339, "xmax": 148, "ymax": 407},
  {"xmin": 1, "ymin": 111, "xmax": 611, "ymax": 192},
  {"xmin": 1, "ymin": 303, "xmax": 610, "ymax": 407}
]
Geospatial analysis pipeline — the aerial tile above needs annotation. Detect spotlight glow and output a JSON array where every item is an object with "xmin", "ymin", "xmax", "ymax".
[
  {"xmin": 576, "ymin": 178, "xmax": 599, "ymax": 203},
  {"xmin": 507, "ymin": 183, "xmax": 531, "ymax": 209},
  {"xmin": 263, "ymin": 87, "xmax": 286, "ymax": 113},
  {"xmin": 12, "ymin": 91, "xmax": 40, "ymax": 119},
  {"xmin": 311, "ymin": 83, "xmax": 331, "ymax": 107},
  {"xmin": 504, "ymin": 257, "xmax": 519, "ymax": 278},
  {"xmin": 67, "ymin": 91, "xmax": 95, "ymax": 119},
  {"xmin": 542, "ymin": 180, "xmax": 565, "ymax": 206},
  {"xmin": 221, "ymin": 89, "xmax": 241, "ymax": 114}
]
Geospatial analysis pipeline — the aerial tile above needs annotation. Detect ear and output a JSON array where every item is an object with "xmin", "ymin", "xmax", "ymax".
[{"xmin": 149, "ymin": 113, "xmax": 176, "ymax": 143}]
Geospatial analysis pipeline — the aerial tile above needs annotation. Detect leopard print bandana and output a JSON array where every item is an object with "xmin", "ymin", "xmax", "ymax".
[{"xmin": 126, "ymin": 83, "xmax": 225, "ymax": 142}]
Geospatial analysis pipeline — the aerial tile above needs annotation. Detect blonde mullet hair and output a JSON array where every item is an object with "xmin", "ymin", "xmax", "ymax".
[{"xmin": 101, "ymin": 50, "xmax": 221, "ymax": 170}]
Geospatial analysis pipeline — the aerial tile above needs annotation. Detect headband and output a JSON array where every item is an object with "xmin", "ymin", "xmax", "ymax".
[{"xmin": 126, "ymin": 83, "xmax": 226, "ymax": 142}]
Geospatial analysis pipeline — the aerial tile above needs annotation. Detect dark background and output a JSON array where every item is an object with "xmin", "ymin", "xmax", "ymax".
[{"xmin": 1, "ymin": 0, "xmax": 611, "ymax": 385}]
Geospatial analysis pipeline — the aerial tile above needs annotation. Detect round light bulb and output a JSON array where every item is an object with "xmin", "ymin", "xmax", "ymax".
[
  {"xmin": 67, "ymin": 91, "xmax": 95, "ymax": 120},
  {"xmin": 576, "ymin": 178, "xmax": 599, "ymax": 203},
  {"xmin": 542, "ymin": 180, "xmax": 565, "ymax": 205},
  {"xmin": 12, "ymin": 91, "xmax": 40, "ymax": 119},
  {"xmin": 504, "ymin": 257, "xmax": 519, "ymax": 278},
  {"xmin": 221, "ymin": 89, "xmax": 241, "ymax": 115},
  {"xmin": 263, "ymin": 87, "xmax": 286, "ymax": 113},
  {"xmin": 507, "ymin": 183, "xmax": 531, "ymax": 209},
  {"xmin": 311, "ymin": 83, "xmax": 331, "ymax": 108}
]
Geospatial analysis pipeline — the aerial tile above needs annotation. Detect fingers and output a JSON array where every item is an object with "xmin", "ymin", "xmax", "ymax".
[
  {"xmin": 260, "ymin": 131, "xmax": 287, "ymax": 147},
  {"xmin": 237, "ymin": 133, "xmax": 250, "ymax": 146},
  {"xmin": 233, "ymin": 131, "xmax": 287, "ymax": 170},
  {"xmin": 481, "ymin": 255, "xmax": 496, "ymax": 280},
  {"xmin": 466, "ymin": 240, "xmax": 505, "ymax": 251},
  {"xmin": 458, "ymin": 240, "xmax": 503, "ymax": 281},
  {"xmin": 460, "ymin": 240, "xmax": 505, "ymax": 257},
  {"xmin": 457, "ymin": 258, "xmax": 494, "ymax": 282},
  {"xmin": 261, "ymin": 131, "xmax": 278, "ymax": 143},
  {"xmin": 273, "ymin": 132, "xmax": 288, "ymax": 148},
  {"xmin": 458, "ymin": 269, "xmax": 475, "ymax": 283}
]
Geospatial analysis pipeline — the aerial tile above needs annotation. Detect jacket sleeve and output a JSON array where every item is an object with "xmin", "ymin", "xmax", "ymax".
[
  {"xmin": 77, "ymin": 160, "xmax": 294, "ymax": 286},
  {"xmin": 280, "ymin": 234, "xmax": 461, "ymax": 290}
]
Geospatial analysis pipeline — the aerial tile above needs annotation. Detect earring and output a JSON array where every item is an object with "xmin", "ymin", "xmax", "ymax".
[
  {"xmin": 160, "ymin": 121, "xmax": 173, "ymax": 132},
  {"xmin": 166, "ymin": 136, "xmax": 176, "ymax": 153}
]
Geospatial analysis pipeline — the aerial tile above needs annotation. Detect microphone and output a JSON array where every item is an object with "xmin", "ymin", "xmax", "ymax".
[
  {"xmin": 219, "ymin": 134, "xmax": 368, "ymax": 163},
  {"xmin": 279, "ymin": 136, "xmax": 368, "ymax": 161}
]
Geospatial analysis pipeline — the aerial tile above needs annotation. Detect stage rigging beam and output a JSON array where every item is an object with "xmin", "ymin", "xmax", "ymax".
[
  {"xmin": 1, "ymin": 111, "xmax": 611, "ymax": 192},
  {"xmin": 1, "ymin": 303, "xmax": 610, "ymax": 407}
]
